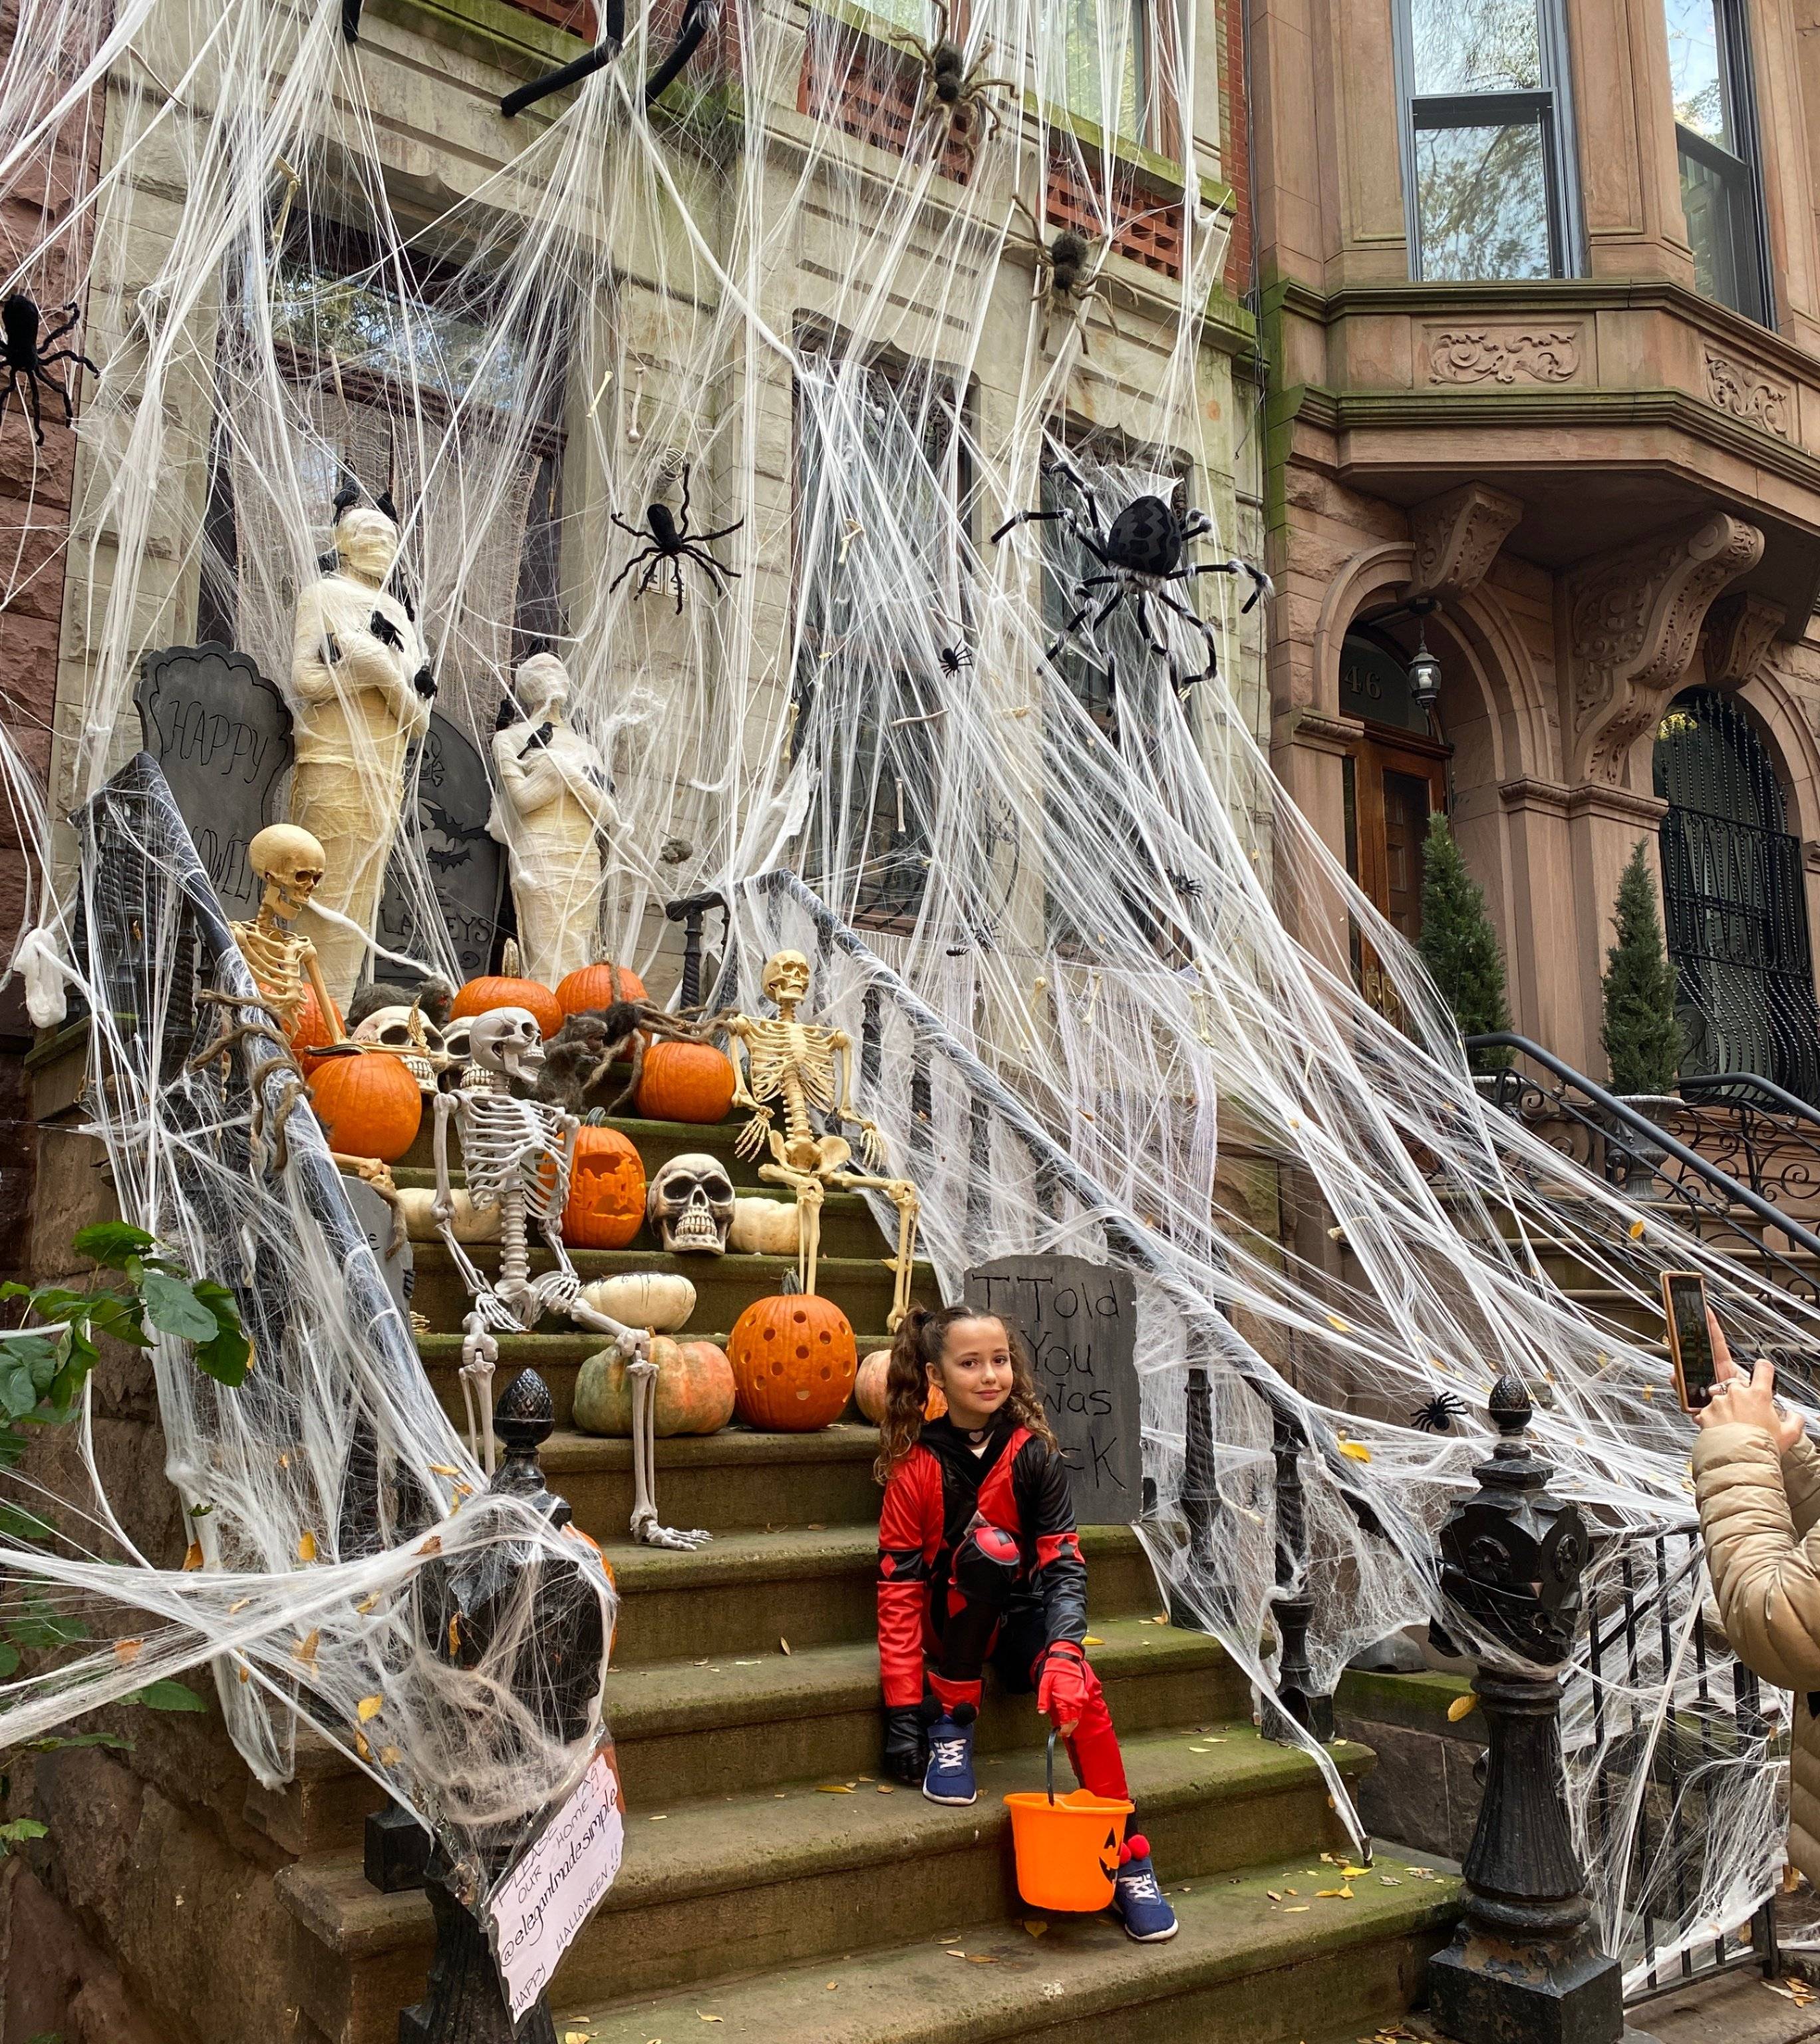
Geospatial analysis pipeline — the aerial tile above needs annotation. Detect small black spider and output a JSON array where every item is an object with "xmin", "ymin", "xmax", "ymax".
[
  {"xmin": 1166, "ymin": 869, "xmax": 1203, "ymax": 901},
  {"xmin": 937, "ymin": 641, "xmax": 973, "ymax": 677},
  {"xmin": 0, "ymin": 293, "xmax": 98, "ymax": 447},
  {"xmin": 1410, "ymin": 1391, "xmax": 1467, "ymax": 1433},
  {"xmin": 991, "ymin": 458, "xmax": 1273, "ymax": 691},
  {"xmin": 609, "ymin": 463, "xmax": 743, "ymax": 615}
]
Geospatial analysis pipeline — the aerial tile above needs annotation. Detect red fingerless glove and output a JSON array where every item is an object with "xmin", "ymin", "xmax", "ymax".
[{"xmin": 1036, "ymin": 1640, "xmax": 1088, "ymax": 1725}]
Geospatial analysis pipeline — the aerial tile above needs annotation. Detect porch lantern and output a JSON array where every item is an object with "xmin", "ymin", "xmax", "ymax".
[{"xmin": 1408, "ymin": 602, "xmax": 1442, "ymax": 710}]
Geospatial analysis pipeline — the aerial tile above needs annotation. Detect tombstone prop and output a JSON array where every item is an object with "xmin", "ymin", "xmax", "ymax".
[
  {"xmin": 962, "ymin": 1256, "xmax": 1141, "ymax": 1523},
  {"xmin": 134, "ymin": 643, "xmax": 293, "ymax": 922},
  {"xmin": 377, "ymin": 712, "xmax": 507, "ymax": 990}
]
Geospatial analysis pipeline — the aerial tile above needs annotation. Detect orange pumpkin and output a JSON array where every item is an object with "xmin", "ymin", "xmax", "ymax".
[
  {"xmin": 728, "ymin": 1287, "xmax": 857, "ymax": 1432},
  {"xmin": 451, "ymin": 940, "xmax": 562, "ymax": 1039},
  {"xmin": 855, "ymin": 1349, "xmax": 946, "ymax": 1426},
  {"xmin": 574, "ymin": 1336, "xmax": 734, "ymax": 1437},
  {"xmin": 555, "ymin": 959, "xmax": 649, "ymax": 1019},
  {"xmin": 635, "ymin": 1041, "xmax": 738, "ymax": 1124},
  {"xmin": 561, "ymin": 1125, "xmax": 646, "ymax": 1248},
  {"xmin": 308, "ymin": 1051, "xmax": 422, "ymax": 1162},
  {"xmin": 289, "ymin": 986, "xmax": 337, "ymax": 1076}
]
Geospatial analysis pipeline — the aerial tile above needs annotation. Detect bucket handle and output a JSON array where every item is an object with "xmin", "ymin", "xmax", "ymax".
[{"xmin": 1046, "ymin": 1727, "xmax": 1057, "ymax": 1806}]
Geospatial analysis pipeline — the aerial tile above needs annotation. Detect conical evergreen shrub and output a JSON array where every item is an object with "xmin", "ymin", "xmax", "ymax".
[
  {"xmin": 1416, "ymin": 809, "xmax": 1512, "ymax": 1073},
  {"xmin": 1601, "ymin": 840, "xmax": 1681, "ymax": 1096}
]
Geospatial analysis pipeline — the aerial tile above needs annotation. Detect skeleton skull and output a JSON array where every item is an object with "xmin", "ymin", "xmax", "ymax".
[
  {"xmin": 247, "ymin": 823, "xmax": 325, "ymax": 921},
  {"xmin": 352, "ymin": 1004, "xmax": 444, "ymax": 1092},
  {"xmin": 441, "ymin": 1014, "xmax": 476, "ymax": 1088},
  {"xmin": 647, "ymin": 1154, "xmax": 735, "ymax": 1256},
  {"xmin": 469, "ymin": 1007, "xmax": 545, "ymax": 1083},
  {"xmin": 761, "ymin": 949, "xmax": 811, "ymax": 1006}
]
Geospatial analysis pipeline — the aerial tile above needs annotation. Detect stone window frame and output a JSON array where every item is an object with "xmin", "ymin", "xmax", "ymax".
[
  {"xmin": 1389, "ymin": 0, "xmax": 1585, "ymax": 282},
  {"xmin": 1665, "ymin": 0, "xmax": 1774, "ymax": 328}
]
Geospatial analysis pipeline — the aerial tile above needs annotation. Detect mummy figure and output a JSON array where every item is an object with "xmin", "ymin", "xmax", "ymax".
[{"xmin": 430, "ymin": 1011, "xmax": 678, "ymax": 1534}]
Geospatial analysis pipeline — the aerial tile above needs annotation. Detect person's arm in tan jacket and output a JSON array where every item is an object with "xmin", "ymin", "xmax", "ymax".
[{"xmin": 1781, "ymin": 1433, "xmax": 1820, "ymax": 1538}]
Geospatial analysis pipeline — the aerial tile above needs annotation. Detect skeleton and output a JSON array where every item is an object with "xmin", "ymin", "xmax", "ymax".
[
  {"xmin": 647, "ymin": 1154, "xmax": 734, "ymax": 1256},
  {"xmin": 722, "ymin": 951, "xmax": 921, "ymax": 1329},
  {"xmin": 351, "ymin": 1002, "xmax": 444, "ymax": 1093},
  {"xmin": 432, "ymin": 1011, "xmax": 706, "ymax": 1549}
]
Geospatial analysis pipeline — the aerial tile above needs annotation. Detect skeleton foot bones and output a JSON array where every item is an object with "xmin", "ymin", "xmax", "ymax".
[{"xmin": 430, "ymin": 1007, "xmax": 704, "ymax": 1546}]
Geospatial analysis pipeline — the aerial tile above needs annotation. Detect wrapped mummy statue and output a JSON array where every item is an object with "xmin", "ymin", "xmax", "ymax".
[
  {"xmin": 723, "ymin": 949, "xmax": 922, "ymax": 1329},
  {"xmin": 286, "ymin": 502, "xmax": 431, "ymax": 1004},
  {"xmin": 488, "ymin": 652, "xmax": 614, "ymax": 987}
]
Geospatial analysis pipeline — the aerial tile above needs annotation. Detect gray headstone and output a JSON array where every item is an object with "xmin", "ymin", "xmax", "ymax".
[
  {"xmin": 134, "ymin": 643, "xmax": 293, "ymax": 921},
  {"xmin": 377, "ymin": 713, "xmax": 506, "ymax": 989},
  {"xmin": 962, "ymin": 1256, "xmax": 1141, "ymax": 1523},
  {"xmin": 340, "ymin": 1174, "xmax": 415, "ymax": 1329}
]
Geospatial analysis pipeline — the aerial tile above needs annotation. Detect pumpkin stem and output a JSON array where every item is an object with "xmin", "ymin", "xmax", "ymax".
[
  {"xmin": 502, "ymin": 938, "xmax": 522, "ymax": 976},
  {"xmin": 779, "ymin": 1271, "xmax": 802, "ymax": 1295}
]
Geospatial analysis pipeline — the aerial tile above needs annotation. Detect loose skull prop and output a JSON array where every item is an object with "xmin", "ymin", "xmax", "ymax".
[
  {"xmin": 647, "ymin": 1154, "xmax": 734, "ymax": 1256},
  {"xmin": 352, "ymin": 1003, "xmax": 446, "ymax": 1093},
  {"xmin": 432, "ymin": 1006, "xmax": 710, "ymax": 1552}
]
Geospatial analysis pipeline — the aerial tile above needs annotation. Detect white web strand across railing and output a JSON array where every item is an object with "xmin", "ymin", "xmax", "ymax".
[{"xmin": 0, "ymin": 0, "xmax": 1806, "ymax": 1985}]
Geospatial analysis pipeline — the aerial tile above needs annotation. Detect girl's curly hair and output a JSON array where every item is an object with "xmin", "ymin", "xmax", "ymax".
[{"xmin": 873, "ymin": 1303, "xmax": 1056, "ymax": 1483}]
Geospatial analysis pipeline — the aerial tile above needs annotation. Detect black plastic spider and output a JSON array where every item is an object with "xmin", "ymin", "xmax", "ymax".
[
  {"xmin": 888, "ymin": 1, "xmax": 1015, "ymax": 170},
  {"xmin": 609, "ymin": 464, "xmax": 743, "ymax": 615},
  {"xmin": 991, "ymin": 458, "xmax": 1273, "ymax": 691},
  {"xmin": 1410, "ymin": 1391, "xmax": 1467, "ymax": 1433},
  {"xmin": 0, "ymin": 293, "xmax": 98, "ymax": 446},
  {"xmin": 937, "ymin": 640, "xmax": 973, "ymax": 678}
]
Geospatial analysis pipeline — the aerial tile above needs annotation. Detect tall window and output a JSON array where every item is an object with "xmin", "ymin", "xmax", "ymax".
[
  {"xmin": 1061, "ymin": 0, "xmax": 1147, "ymax": 142},
  {"xmin": 1665, "ymin": 0, "xmax": 1769, "ymax": 323},
  {"xmin": 1394, "ymin": 0, "xmax": 1581, "ymax": 279}
]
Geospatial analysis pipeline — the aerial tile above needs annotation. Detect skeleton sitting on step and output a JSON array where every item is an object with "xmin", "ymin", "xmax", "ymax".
[
  {"xmin": 431, "ymin": 1007, "xmax": 657, "ymax": 1498},
  {"xmin": 722, "ymin": 949, "xmax": 921, "ymax": 1330}
]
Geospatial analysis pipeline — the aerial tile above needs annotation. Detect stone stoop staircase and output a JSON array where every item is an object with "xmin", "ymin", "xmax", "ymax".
[{"xmin": 261, "ymin": 1107, "xmax": 1459, "ymax": 2044}]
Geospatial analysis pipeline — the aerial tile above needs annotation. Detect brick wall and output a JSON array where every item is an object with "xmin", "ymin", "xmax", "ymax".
[{"xmin": 1217, "ymin": 0, "xmax": 1253, "ymax": 295}]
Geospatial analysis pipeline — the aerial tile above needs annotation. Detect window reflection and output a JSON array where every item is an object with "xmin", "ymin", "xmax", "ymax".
[
  {"xmin": 1416, "ymin": 118, "xmax": 1553, "ymax": 280},
  {"xmin": 1410, "ymin": 0, "xmax": 1541, "ymax": 95}
]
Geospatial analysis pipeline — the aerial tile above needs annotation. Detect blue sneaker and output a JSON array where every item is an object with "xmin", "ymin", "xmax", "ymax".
[
  {"xmin": 921, "ymin": 1705, "xmax": 978, "ymax": 1806},
  {"xmin": 1112, "ymin": 1839, "xmax": 1178, "ymax": 1942}
]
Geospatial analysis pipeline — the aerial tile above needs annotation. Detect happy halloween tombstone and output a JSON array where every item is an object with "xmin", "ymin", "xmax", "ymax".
[
  {"xmin": 134, "ymin": 642, "xmax": 293, "ymax": 921},
  {"xmin": 962, "ymin": 1256, "xmax": 1141, "ymax": 1524},
  {"xmin": 376, "ymin": 711, "xmax": 507, "ymax": 990}
]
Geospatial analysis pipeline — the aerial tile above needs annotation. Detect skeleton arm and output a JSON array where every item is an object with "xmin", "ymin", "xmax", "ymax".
[
  {"xmin": 828, "ymin": 1027, "xmax": 885, "ymax": 1168},
  {"xmin": 431, "ymin": 1091, "xmax": 494, "ymax": 1296},
  {"xmin": 722, "ymin": 1015, "xmax": 775, "ymax": 1159},
  {"xmin": 299, "ymin": 939, "xmax": 345, "ymax": 1044}
]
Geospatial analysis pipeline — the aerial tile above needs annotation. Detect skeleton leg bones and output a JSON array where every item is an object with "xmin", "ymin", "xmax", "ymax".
[
  {"xmin": 459, "ymin": 1311, "xmax": 501, "ymax": 1474},
  {"xmin": 626, "ymin": 1347, "xmax": 710, "ymax": 1550}
]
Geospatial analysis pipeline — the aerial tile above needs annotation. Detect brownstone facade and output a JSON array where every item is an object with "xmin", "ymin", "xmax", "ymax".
[{"xmin": 1251, "ymin": 0, "xmax": 1820, "ymax": 1084}]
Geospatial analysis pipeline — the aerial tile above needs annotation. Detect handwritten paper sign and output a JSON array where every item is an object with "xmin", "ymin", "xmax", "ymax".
[
  {"xmin": 488, "ymin": 1747, "xmax": 625, "ymax": 2019},
  {"xmin": 963, "ymin": 1257, "xmax": 1141, "ymax": 1522}
]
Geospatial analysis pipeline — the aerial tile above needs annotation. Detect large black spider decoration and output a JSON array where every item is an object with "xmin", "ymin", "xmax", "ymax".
[
  {"xmin": 0, "ymin": 293, "xmax": 98, "ymax": 447},
  {"xmin": 609, "ymin": 463, "xmax": 742, "ymax": 615},
  {"xmin": 991, "ymin": 458, "xmax": 1273, "ymax": 692},
  {"xmin": 1008, "ymin": 198, "xmax": 1136, "ymax": 353},
  {"xmin": 887, "ymin": 1, "xmax": 1015, "ymax": 170},
  {"xmin": 1410, "ymin": 1390, "xmax": 1467, "ymax": 1433}
]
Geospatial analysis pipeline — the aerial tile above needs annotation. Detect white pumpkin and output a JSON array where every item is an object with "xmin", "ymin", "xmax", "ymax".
[
  {"xmin": 729, "ymin": 1196, "xmax": 800, "ymax": 1256},
  {"xmin": 394, "ymin": 1186, "xmax": 502, "ymax": 1244},
  {"xmin": 580, "ymin": 1270, "xmax": 697, "ymax": 1332}
]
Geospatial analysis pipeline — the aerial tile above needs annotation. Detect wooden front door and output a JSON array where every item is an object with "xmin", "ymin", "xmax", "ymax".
[{"xmin": 1346, "ymin": 732, "xmax": 1449, "ymax": 1016}]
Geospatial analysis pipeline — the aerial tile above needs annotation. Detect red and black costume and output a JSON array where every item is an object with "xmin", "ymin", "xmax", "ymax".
[{"xmin": 877, "ymin": 1408, "xmax": 1130, "ymax": 1801}]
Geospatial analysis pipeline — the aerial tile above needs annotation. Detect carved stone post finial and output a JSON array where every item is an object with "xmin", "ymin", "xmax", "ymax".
[{"xmin": 1426, "ymin": 1373, "xmax": 1620, "ymax": 2043}]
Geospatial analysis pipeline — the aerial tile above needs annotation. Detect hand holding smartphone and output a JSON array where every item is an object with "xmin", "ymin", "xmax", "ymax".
[{"xmin": 1663, "ymin": 1271, "xmax": 1722, "ymax": 1411}]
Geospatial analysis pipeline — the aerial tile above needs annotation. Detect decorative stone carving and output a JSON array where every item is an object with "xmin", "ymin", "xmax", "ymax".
[
  {"xmin": 1702, "ymin": 591, "xmax": 1787, "ymax": 689},
  {"xmin": 1566, "ymin": 513, "xmax": 1763, "ymax": 784},
  {"xmin": 1704, "ymin": 349, "xmax": 1793, "ymax": 440},
  {"xmin": 1409, "ymin": 482, "xmax": 1524, "ymax": 601},
  {"xmin": 1427, "ymin": 328, "xmax": 1581, "ymax": 386}
]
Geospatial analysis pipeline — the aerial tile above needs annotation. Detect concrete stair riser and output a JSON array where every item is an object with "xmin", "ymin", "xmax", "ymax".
[
  {"xmin": 408, "ymin": 1241, "xmax": 933, "ymax": 1333},
  {"xmin": 398, "ymin": 1114, "xmax": 763, "ymax": 1182},
  {"xmin": 541, "ymin": 1426, "xmax": 889, "ymax": 1532},
  {"xmin": 275, "ymin": 1733, "xmax": 1379, "ymax": 2041}
]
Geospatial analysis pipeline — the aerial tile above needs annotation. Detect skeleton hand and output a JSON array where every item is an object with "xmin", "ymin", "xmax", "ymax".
[
  {"xmin": 857, "ymin": 1118, "xmax": 887, "ymax": 1169},
  {"xmin": 619, "ymin": 1323, "xmax": 651, "ymax": 1365},
  {"xmin": 734, "ymin": 1105, "xmax": 774, "ymax": 1160}
]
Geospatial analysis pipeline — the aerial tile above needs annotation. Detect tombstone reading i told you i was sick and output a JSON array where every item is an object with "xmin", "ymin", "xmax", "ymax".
[{"xmin": 963, "ymin": 1256, "xmax": 1140, "ymax": 1523}]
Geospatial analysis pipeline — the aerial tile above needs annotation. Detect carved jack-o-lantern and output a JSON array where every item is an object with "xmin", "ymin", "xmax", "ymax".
[
  {"xmin": 561, "ymin": 1126, "xmax": 647, "ymax": 1248},
  {"xmin": 728, "ymin": 1286, "xmax": 857, "ymax": 1431}
]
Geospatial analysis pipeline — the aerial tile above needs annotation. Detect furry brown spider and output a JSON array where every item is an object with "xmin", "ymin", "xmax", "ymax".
[
  {"xmin": 534, "ymin": 1001, "xmax": 719, "ymax": 1117},
  {"xmin": 1008, "ymin": 197, "xmax": 1138, "ymax": 354},
  {"xmin": 888, "ymin": 2, "xmax": 1016, "ymax": 170}
]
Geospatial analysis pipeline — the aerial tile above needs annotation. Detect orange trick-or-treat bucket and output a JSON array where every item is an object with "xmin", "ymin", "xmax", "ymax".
[{"xmin": 1002, "ymin": 1731, "xmax": 1134, "ymax": 1912}]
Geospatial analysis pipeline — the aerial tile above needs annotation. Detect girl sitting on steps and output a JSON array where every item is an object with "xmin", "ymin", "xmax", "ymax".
[{"xmin": 873, "ymin": 1302, "xmax": 1177, "ymax": 1943}]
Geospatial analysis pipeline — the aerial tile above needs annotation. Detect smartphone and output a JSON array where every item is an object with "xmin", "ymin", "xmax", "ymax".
[{"xmin": 1663, "ymin": 1270, "xmax": 1720, "ymax": 1411}]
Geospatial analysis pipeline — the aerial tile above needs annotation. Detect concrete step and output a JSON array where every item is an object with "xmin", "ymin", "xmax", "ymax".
[
  {"xmin": 543, "ymin": 1423, "xmax": 887, "ymax": 1534},
  {"xmin": 248, "ymin": 1616, "xmax": 1251, "ymax": 1858},
  {"xmin": 559, "ymin": 1849, "xmax": 1457, "ymax": 2044},
  {"xmin": 408, "ymin": 1242, "xmax": 934, "ymax": 1335},
  {"xmin": 275, "ymin": 1727, "xmax": 1392, "ymax": 2042},
  {"xmin": 595, "ymin": 1522, "xmax": 1167, "ymax": 1667},
  {"xmin": 398, "ymin": 1112, "xmax": 766, "ymax": 1182},
  {"xmin": 390, "ymin": 1172, "xmax": 889, "ymax": 1259},
  {"xmin": 417, "ymin": 1336, "xmax": 896, "ymax": 1433}
]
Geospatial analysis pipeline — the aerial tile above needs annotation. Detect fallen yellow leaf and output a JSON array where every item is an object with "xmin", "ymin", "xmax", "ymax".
[
  {"xmin": 697, "ymin": 2016, "xmax": 722, "ymax": 2025},
  {"xmin": 448, "ymin": 1614, "xmax": 461, "ymax": 1654},
  {"xmin": 1327, "ymin": 1314, "xmax": 1352, "ymax": 1333},
  {"xmin": 114, "ymin": 1638, "xmax": 144, "ymax": 1664},
  {"xmin": 1630, "ymin": 1218, "xmax": 1647, "ymax": 1240},
  {"xmin": 380, "ymin": 1745, "xmax": 400, "ymax": 1765},
  {"xmin": 1083, "ymin": 1634, "xmax": 1104, "ymax": 1645},
  {"xmin": 1342, "ymin": 1866, "xmax": 1370, "ymax": 1878},
  {"xmin": 298, "ymin": 1531, "xmax": 317, "ymax": 1562},
  {"xmin": 356, "ymin": 1594, "xmax": 379, "ymax": 1615},
  {"xmin": 1447, "ymin": 1693, "xmax": 1478, "ymax": 1722},
  {"xmin": 817, "ymin": 1784, "xmax": 854, "ymax": 1794},
  {"xmin": 430, "ymin": 1464, "xmax": 460, "ymax": 1477},
  {"xmin": 355, "ymin": 1729, "xmax": 371, "ymax": 1760},
  {"xmin": 228, "ymin": 1597, "xmax": 251, "ymax": 1615},
  {"xmin": 357, "ymin": 1694, "xmax": 384, "ymax": 1722},
  {"xmin": 1316, "ymin": 1888, "xmax": 1344, "ymax": 1898},
  {"xmin": 236, "ymin": 1661, "xmax": 250, "ymax": 1683},
  {"xmin": 1283, "ymin": 1904, "xmax": 1310, "ymax": 1912},
  {"xmin": 182, "ymin": 1540, "xmax": 203, "ymax": 1570},
  {"xmin": 1338, "ymin": 1441, "xmax": 1372, "ymax": 1462},
  {"xmin": 1024, "ymin": 1919, "xmax": 1048, "ymax": 1936},
  {"xmin": 293, "ymin": 1629, "xmax": 319, "ymax": 1667},
  {"xmin": 419, "ymin": 1535, "xmax": 442, "ymax": 1557},
  {"xmin": 967, "ymin": 1954, "xmax": 996, "ymax": 1964},
  {"xmin": 875, "ymin": 1783, "xmax": 897, "ymax": 1794},
  {"xmin": 780, "ymin": 1637, "xmax": 792, "ymax": 1655}
]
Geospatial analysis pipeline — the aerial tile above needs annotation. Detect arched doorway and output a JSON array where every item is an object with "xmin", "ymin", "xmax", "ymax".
[
  {"xmin": 1338, "ymin": 627, "xmax": 1449, "ymax": 1013},
  {"xmin": 1654, "ymin": 689, "xmax": 1820, "ymax": 1098}
]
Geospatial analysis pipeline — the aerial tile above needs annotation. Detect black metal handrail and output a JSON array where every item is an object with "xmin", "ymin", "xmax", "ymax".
[{"xmin": 1464, "ymin": 1032, "xmax": 1820, "ymax": 1311}]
